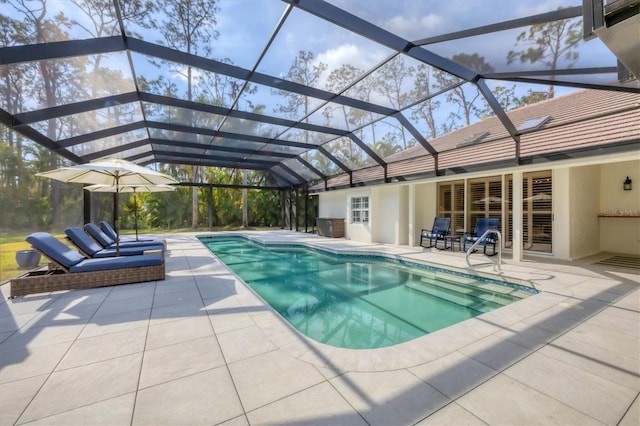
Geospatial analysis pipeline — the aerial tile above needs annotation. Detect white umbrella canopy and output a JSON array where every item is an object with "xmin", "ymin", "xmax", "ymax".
[
  {"xmin": 473, "ymin": 196, "xmax": 503, "ymax": 204},
  {"xmin": 37, "ymin": 159, "xmax": 178, "ymax": 252},
  {"xmin": 84, "ymin": 184, "xmax": 176, "ymax": 241},
  {"xmin": 83, "ymin": 183, "xmax": 177, "ymax": 193},
  {"xmin": 524, "ymin": 192, "xmax": 552, "ymax": 202},
  {"xmin": 36, "ymin": 158, "xmax": 178, "ymax": 186}
]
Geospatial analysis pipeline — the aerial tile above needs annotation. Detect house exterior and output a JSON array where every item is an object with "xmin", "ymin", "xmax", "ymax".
[{"xmin": 314, "ymin": 89, "xmax": 640, "ymax": 260}]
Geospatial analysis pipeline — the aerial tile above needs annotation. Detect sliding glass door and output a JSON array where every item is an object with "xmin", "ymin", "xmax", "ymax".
[
  {"xmin": 437, "ymin": 181, "xmax": 464, "ymax": 234},
  {"xmin": 436, "ymin": 171, "xmax": 552, "ymax": 253},
  {"xmin": 506, "ymin": 171, "xmax": 553, "ymax": 253},
  {"xmin": 467, "ymin": 176, "xmax": 502, "ymax": 234}
]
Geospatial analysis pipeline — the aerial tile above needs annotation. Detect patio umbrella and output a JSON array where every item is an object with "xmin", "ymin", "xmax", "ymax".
[
  {"xmin": 84, "ymin": 184, "xmax": 176, "ymax": 241},
  {"xmin": 524, "ymin": 192, "xmax": 552, "ymax": 202},
  {"xmin": 473, "ymin": 196, "xmax": 503, "ymax": 204},
  {"xmin": 36, "ymin": 159, "xmax": 178, "ymax": 254}
]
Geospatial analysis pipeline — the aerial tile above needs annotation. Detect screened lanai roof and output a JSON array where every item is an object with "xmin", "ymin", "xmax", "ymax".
[{"xmin": 1, "ymin": 0, "xmax": 639, "ymax": 189}]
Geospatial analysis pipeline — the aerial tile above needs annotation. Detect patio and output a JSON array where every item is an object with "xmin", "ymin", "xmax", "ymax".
[{"xmin": 0, "ymin": 231, "xmax": 638, "ymax": 425}]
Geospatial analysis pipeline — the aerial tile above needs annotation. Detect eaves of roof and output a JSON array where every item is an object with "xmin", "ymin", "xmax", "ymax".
[{"xmin": 310, "ymin": 88, "xmax": 640, "ymax": 192}]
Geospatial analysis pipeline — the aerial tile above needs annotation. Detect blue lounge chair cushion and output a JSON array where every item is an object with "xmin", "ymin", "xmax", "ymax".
[
  {"xmin": 98, "ymin": 220, "xmax": 154, "ymax": 243},
  {"xmin": 83, "ymin": 223, "xmax": 117, "ymax": 247},
  {"xmin": 86, "ymin": 223, "xmax": 160, "ymax": 248},
  {"xmin": 26, "ymin": 232, "xmax": 85, "ymax": 269},
  {"xmin": 99, "ymin": 220, "xmax": 119, "ymax": 241},
  {"xmin": 65, "ymin": 227, "xmax": 106, "ymax": 257},
  {"xmin": 26, "ymin": 232, "xmax": 163, "ymax": 273},
  {"xmin": 69, "ymin": 253, "xmax": 163, "ymax": 273},
  {"xmin": 65, "ymin": 227, "xmax": 164, "ymax": 257}
]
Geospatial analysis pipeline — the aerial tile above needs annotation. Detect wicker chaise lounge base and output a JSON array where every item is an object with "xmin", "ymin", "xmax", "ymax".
[{"xmin": 10, "ymin": 263, "xmax": 165, "ymax": 298}]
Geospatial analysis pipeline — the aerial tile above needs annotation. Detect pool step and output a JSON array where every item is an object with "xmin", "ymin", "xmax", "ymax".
[
  {"xmin": 431, "ymin": 281, "xmax": 525, "ymax": 308},
  {"xmin": 474, "ymin": 282, "xmax": 533, "ymax": 300},
  {"xmin": 406, "ymin": 281, "xmax": 503, "ymax": 313},
  {"xmin": 431, "ymin": 272, "xmax": 532, "ymax": 301},
  {"xmin": 406, "ymin": 270, "xmax": 529, "ymax": 311},
  {"xmin": 434, "ymin": 272, "xmax": 476, "ymax": 285}
]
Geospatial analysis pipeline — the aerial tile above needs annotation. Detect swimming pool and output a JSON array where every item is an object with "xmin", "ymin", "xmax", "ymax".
[{"xmin": 200, "ymin": 235, "xmax": 537, "ymax": 349}]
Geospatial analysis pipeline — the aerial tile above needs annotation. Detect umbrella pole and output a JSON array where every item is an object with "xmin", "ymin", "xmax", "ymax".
[
  {"xmin": 115, "ymin": 177, "xmax": 120, "ymax": 256},
  {"xmin": 134, "ymin": 189, "xmax": 139, "ymax": 241}
]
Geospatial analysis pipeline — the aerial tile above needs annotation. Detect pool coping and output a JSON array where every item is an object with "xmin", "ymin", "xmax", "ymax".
[{"xmin": 196, "ymin": 231, "xmax": 578, "ymax": 372}]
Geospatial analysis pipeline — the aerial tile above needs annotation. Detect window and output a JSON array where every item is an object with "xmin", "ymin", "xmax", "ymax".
[
  {"xmin": 516, "ymin": 115, "xmax": 550, "ymax": 133},
  {"xmin": 456, "ymin": 131, "xmax": 490, "ymax": 147},
  {"xmin": 437, "ymin": 181, "xmax": 464, "ymax": 233},
  {"xmin": 351, "ymin": 196, "xmax": 369, "ymax": 224},
  {"xmin": 467, "ymin": 176, "xmax": 503, "ymax": 235}
]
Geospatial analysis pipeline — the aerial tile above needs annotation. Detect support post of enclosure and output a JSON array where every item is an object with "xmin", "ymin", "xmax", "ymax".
[{"xmin": 83, "ymin": 187, "xmax": 91, "ymax": 225}]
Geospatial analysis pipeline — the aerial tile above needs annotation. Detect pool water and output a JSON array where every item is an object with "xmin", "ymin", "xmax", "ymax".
[{"xmin": 201, "ymin": 236, "xmax": 536, "ymax": 349}]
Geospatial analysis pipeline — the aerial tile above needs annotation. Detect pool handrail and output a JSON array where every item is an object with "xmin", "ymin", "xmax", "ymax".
[{"xmin": 465, "ymin": 228, "xmax": 502, "ymax": 271}]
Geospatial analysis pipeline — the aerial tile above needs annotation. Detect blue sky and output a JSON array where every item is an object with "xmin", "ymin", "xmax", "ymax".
[
  {"xmin": 5, "ymin": 0, "xmax": 618, "ymax": 100},
  {"xmin": 2, "ymin": 0, "xmax": 622, "ymax": 157}
]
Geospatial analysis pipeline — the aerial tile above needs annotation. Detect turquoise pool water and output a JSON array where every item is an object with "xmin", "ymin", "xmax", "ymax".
[{"xmin": 200, "ymin": 236, "xmax": 536, "ymax": 349}]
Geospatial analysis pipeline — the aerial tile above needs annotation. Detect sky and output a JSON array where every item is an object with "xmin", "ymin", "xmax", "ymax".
[
  {"xmin": 2, "ymin": 0, "xmax": 624, "ymax": 159},
  {"xmin": 4, "ymin": 0, "xmax": 619, "ymax": 97},
  {"xmin": 9, "ymin": 0, "xmax": 614, "ymax": 83}
]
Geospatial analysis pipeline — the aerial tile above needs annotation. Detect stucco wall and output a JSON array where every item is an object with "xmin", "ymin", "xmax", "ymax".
[
  {"xmin": 316, "ymin": 158, "xmax": 639, "ymax": 255},
  {"xmin": 413, "ymin": 183, "xmax": 437, "ymax": 245},
  {"xmin": 318, "ymin": 191, "xmax": 346, "ymax": 219},
  {"xmin": 569, "ymin": 165, "xmax": 601, "ymax": 259},
  {"xmin": 398, "ymin": 186, "xmax": 409, "ymax": 245},
  {"xmin": 373, "ymin": 186, "xmax": 409, "ymax": 245},
  {"xmin": 318, "ymin": 189, "xmax": 375, "ymax": 243},
  {"xmin": 552, "ymin": 169, "xmax": 571, "ymax": 259},
  {"xmin": 599, "ymin": 160, "xmax": 640, "ymax": 255}
]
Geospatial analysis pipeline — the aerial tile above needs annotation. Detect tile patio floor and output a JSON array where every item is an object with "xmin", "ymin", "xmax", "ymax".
[{"xmin": 0, "ymin": 231, "xmax": 638, "ymax": 425}]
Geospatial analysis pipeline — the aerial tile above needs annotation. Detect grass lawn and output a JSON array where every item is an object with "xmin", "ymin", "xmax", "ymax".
[{"xmin": 0, "ymin": 238, "xmax": 55, "ymax": 283}]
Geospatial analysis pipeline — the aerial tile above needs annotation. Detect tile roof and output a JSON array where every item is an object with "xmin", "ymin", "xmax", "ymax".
[{"xmin": 312, "ymin": 88, "xmax": 640, "ymax": 191}]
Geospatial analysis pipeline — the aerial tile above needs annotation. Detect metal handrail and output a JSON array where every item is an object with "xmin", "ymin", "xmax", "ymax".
[{"xmin": 465, "ymin": 228, "xmax": 502, "ymax": 271}]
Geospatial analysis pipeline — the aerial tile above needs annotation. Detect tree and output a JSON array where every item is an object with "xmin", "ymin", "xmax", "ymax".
[
  {"xmin": 301, "ymin": 150, "xmax": 338, "ymax": 179},
  {"xmin": 66, "ymin": 0, "xmax": 155, "ymax": 232},
  {"xmin": 476, "ymin": 84, "xmax": 518, "ymax": 119},
  {"xmin": 5, "ymin": 0, "xmax": 87, "ymax": 228},
  {"xmin": 373, "ymin": 56, "xmax": 415, "ymax": 149},
  {"xmin": 329, "ymin": 137, "xmax": 365, "ymax": 169},
  {"xmin": 0, "ymin": 14, "xmax": 30, "ymax": 193},
  {"xmin": 324, "ymin": 63, "xmax": 387, "ymax": 163},
  {"xmin": 373, "ymin": 134, "xmax": 402, "ymax": 159},
  {"xmin": 436, "ymin": 53, "xmax": 494, "ymax": 129},
  {"xmin": 154, "ymin": 0, "xmax": 220, "ymax": 229},
  {"xmin": 273, "ymin": 50, "xmax": 327, "ymax": 123},
  {"xmin": 515, "ymin": 90, "xmax": 552, "ymax": 108},
  {"xmin": 273, "ymin": 51, "xmax": 330, "ymax": 184},
  {"xmin": 507, "ymin": 11, "xmax": 582, "ymax": 98},
  {"xmin": 323, "ymin": 64, "xmax": 363, "ymax": 130},
  {"xmin": 410, "ymin": 64, "xmax": 441, "ymax": 139}
]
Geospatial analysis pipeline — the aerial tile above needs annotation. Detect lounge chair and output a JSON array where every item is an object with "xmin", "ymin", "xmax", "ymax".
[
  {"xmin": 462, "ymin": 217, "xmax": 499, "ymax": 255},
  {"xmin": 85, "ymin": 223, "xmax": 162, "ymax": 249},
  {"xmin": 65, "ymin": 227, "xmax": 164, "ymax": 258},
  {"xmin": 98, "ymin": 220, "xmax": 154, "ymax": 243},
  {"xmin": 420, "ymin": 217, "xmax": 451, "ymax": 249},
  {"xmin": 9, "ymin": 232, "xmax": 164, "ymax": 298}
]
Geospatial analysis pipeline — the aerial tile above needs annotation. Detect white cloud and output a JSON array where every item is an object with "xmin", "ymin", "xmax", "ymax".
[
  {"xmin": 316, "ymin": 44, "xmax": 368, "ymax": 72},
  {"xmin": 386, "ymin": 13, "xmax": 445, "ymax": 40},
  {"xmin": 314, "ymin": 43, "xmax": 388, "ymax": 89}
]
